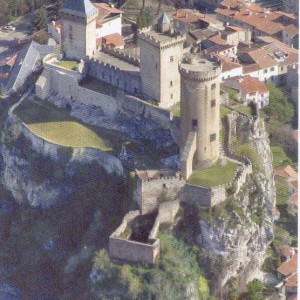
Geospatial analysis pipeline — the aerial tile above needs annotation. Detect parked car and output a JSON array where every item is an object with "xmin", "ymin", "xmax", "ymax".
[{"xmin": 3, "ymin": 25, "xmax": 16, "ymax": 31}]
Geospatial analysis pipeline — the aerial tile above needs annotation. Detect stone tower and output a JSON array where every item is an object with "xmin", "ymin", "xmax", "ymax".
[
  {"xmin": 179, "ymin": 54, "xmax": 222, "ymax": 178},
  {"xmin": 138, "ymin": 13, "xmax": 185, "ymax": 108},
  {"xmin": 60, "ymin": 0, "xmax": 98, "ymax": 60}
]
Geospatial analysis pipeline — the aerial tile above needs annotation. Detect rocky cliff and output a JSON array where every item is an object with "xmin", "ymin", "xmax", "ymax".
[
  {"xmin": 0, "ymin": 113, "xmax": 124, "ymax": 208},
  {"xmin": 178, "ymin": 113, "xmax": 276, "ymax": 298}
]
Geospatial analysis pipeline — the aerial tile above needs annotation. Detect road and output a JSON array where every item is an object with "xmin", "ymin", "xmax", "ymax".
[{"xmin": 0, "ymin": 14, "xmax": 33, "ymax": 61}]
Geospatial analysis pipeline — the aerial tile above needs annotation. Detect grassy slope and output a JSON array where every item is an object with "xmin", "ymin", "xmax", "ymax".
[{"xmin": 188, "ymin": 160, "xmax": 239, "ymax": 187}]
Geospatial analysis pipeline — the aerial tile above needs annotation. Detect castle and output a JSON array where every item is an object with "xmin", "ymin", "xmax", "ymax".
[{"xmin": 35, "ymin": 0, "xmax": 255, "ymax": 264}]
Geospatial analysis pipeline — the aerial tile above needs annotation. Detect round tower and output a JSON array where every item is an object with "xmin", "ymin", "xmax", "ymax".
[{"xmin": 179, "ymin": 54, "xmax": 222, "ymax": 169}]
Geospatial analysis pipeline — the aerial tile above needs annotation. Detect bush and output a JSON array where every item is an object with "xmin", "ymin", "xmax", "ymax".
[{"xmin": 263, "ymin": 83, "xmax": 294, "ymax": 123}]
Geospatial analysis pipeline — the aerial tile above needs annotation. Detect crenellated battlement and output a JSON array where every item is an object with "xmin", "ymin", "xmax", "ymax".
[
  {"xmin": 138, "ymin": 27, "xmax": 186, "ymax": 49},
  {"xmin": 101, "ymin": 45, "xmax": 140, "ymax": 66},
  {"xmin": 179, "ymin": 55, "xmax": 222, "ymax": 82}
]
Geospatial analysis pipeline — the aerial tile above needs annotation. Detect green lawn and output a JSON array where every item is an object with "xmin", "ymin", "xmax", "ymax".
[
  {"xmin": 27, "ymin": 121, "xmax": 112, "ymax": 151},
  {"xmin": 220, "ymin": 105, "xmax": 231, "ymax": 118},
  {"xmin": 15, "ymin": 97, "xmax": 170, "ymax": 167},
  {"xmin": 235, "ymin": 105, "xmax": 253, "ymax": 116},
  {"xmin": 271, "ymin": 146, "xmax": 292, "ymax": 168},
  {"xmin": 188, "ymin": 160, "xmax": 240, "ymax": 187},
  {"xmin": 56, "ymin": 59, "xmax": 79, "ymax": 70},
  {"xmin": 170, "ymin": 102, "xmax": 180, "ymax": 117}
]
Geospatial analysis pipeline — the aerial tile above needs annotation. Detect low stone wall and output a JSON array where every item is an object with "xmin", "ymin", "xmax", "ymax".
[
  {"xmin": 183, "ymin": 184, "xmax": 226, "ymax": 207},
  {"xmin": 101, "ymin": 46, "xmax": 140, "ymax": 66},
  {"xmin": 109, "ymin": 237, "xmax": 160, "ymax": 264},
  {"xmin": 109, "ymin": 210, "xmax": 160, "ymax": 264}
]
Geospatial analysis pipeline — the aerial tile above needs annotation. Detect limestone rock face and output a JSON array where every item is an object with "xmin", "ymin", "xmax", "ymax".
[
  {"xmin": 0, "ymin": 114, "xmax": 124, "ymax": 208},
  {"xmin": 195, "ymin": 115, "xmax": 275, "ymax": 295}
]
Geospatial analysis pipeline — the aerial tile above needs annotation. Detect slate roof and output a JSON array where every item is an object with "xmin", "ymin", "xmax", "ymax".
[
  {"xmin": 158, "ymin": 12, "xmax": 171, "ymax": 25},
  {"xmin": 60, "ymin": 0, "xmax": 98, "ymax": 18},
  {"xmin": 6, "ymin": 41, "xmax": 41, "ymax": 92}
]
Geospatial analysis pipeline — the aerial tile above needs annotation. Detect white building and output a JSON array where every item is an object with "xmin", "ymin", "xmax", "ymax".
[{"xmin": 222, "ymin": 75, "xmax": 269, "ymax": 108}]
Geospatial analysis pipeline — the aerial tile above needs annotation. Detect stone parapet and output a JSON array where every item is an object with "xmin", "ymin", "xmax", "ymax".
[
  {"xmin": 138, "ymin": 27, "xmax": 186, "ymax": 49},
  {"xmin": 101, "ymin": 46, "xmax": 140, "ymax": 66}
]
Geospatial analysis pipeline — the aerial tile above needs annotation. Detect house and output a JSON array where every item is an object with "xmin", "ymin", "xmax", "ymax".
[
  {"xmin": 219, "ymin": 54, "xmax": 243, "ymax": 81},
  {"xmin": 94, "ymin": 2, "xmax": 123, "ymax": 48},
  {"xmin": 279, "ymin": 245, "xmax": 296, "ymax": 262},
  {"xmin": 284, "ymin": 273, "xmax": 297, "ymax": 294},
  {"xmin": 172, "ymin": 9, "xmax": 224, "ymax": 32},
  {"xmin": 277, "ymin": 252, "xmax": 297, "ymax": 280},
  {"xmin": 222, "ymin": 75, "xmax": 269, "ymax": 108},
  {"xmin": 215, "ymin": 0, "xmax": 298, "ymax": 44},
  {"xmin": 274, "ymin": 165, "xmax": 298, "ymax": 181}
]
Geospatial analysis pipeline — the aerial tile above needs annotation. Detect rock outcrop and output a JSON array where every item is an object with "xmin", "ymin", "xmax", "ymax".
[{"xmin": 180, "ymin": 113, "xmax": 276, "ymax": 297}]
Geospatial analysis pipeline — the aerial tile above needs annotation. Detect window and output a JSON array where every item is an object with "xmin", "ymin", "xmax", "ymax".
[
  {"xmin": 134, "ymin": 88, "xmax": 137, "ymax": 94},
  {"xmin": 170, "ymin": 81, "xmax": 173, "ymax": 87},
  {"xmin": 192, "ymin": 119, "xmax": 198, "ymax": 130},
  {"xmin": 171, "ymin": 93, "xmax": 173, "ymax": 99},
  {"xmin": 102, "ymin": 72, "xmax": 105, "ymax": 79},
  {"xmin": 117, "ymin": 79, "xmax": 120, "ymax": 86},
  {"xmin": 211, "ymin": 83, "xmax": 216, "ymax": 90},
  {"xmin": 109, "ymin": 75, "xmax": 112, "ymax": 82},
  {"xmin": 210, "ymin": 133, "xmax": 216, "ymax": 142},
  {"xmin": 270, "ymin": 67, "xmax": 274, "ymax": 72},
  {"xmin": 170, "ymin": 56, "xmax": 174, "ymax": 62},
  {"xmin": 211, "ymin": 99, "xmax": 216, "ymax": 107},
  {"xmin": 263, "ymin": 69, "xmax": 268, "ymax": 74}
]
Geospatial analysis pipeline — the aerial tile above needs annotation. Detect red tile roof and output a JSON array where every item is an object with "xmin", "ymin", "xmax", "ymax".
[
  {"xmin": 275, "ymin": 165, "xmax": 298, "ymax": 179},
  {"xmin": 283, "ymin": 24, "xmax": 299, "ymax": 37},
  {"xmin": 94, "ymin": 3, "xmax": 122, "ymax": 26},
  {"xmin": 290, "ymin": 193, "xmax": 298, "ymax": 206},
  {"xmin": 209, "ymin": 34, "xmax": 228, "ymax": 45},
  {"xmin": 280, "ymin": 245, "xmax": 296, "ymax": 259},
  {"xmin": 292, "ymin": 130, "xmax": 298, "ymax": 143},
  {"xmin": 172, "ymin": 9, "xmax": 222, "ymax": 26},
  {"xmin": 97, "ymin": 33, "xmax": 124, "ymax": 48},
  {"xmin": 291, "ymin": 180, "xmax": 298, "ymax": 190},
  {"xmin": 277, "ymin": 253, "xmax": 297, "ymax": 277},
  {"xmin": 284, "ymin": 272, "xmax": 297, "ymax": 287},
  {"xmin": 216, "ymin": 1, "xmax": 298, "ymax": 36},
  {"xmin": 239, "ymin": 75, "xmax": 268, "ymax": 93}
]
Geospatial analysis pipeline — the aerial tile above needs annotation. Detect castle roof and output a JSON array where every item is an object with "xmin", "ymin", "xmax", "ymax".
[{"xmin": 60, "ymin": 0, "xmax": 98, "ymax": 18}]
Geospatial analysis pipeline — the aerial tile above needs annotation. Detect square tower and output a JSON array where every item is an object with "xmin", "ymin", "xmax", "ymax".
[
  {"xmin": 60, "ymin": 0, "xmax": 98, "ymax": 60},
  {"xmin": 138, "ymin": 14, "xmax": 185, "ymax": 108}
]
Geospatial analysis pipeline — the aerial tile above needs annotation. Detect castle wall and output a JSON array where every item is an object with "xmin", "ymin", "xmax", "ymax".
[
  {"xmin": 109, "ymin": 210, "xmax": 160, "ymax": 264},
  {"xmin": 158, "ymin": 200, "xmax": 180, "ymax": 224},
  {"xmin": 109, "ymin": 238, "xmax": 160, "ymax": 264},
  {"xmin": 183, "ymin": 184, "xmax": 226, "ymax": 206},
  {"xmin": 180, "ymin": 131, "xmax": 197, "ymax": 180},
  {"xmin": 88, "ymin": 58, "xmax": 141, "ymax": 96},
  {"xmin": 137, "ymin": 177, "xmax": 185, "ymax": 214}
]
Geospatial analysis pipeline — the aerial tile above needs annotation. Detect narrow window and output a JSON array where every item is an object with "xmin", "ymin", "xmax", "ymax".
[
  {"xmin": 211, "ymin": 99, "xmax": 216, "ymax": 107},
  {"xmin": 170, "ymin": 56, "xmax": 174, "ymax": 62},
  {"xmin": 102, "ymin": 72, "xmax": 105, "ymax": 79},
  {"xmin": 211, "ymin": 83, "xmax": 216, "ymax": 90},
  {"xmin": 192, "ymin": 119, "xmax": 198, "ymax": 130},
  {"xmin": 170, "ymin": 81, "xmax": 173, "ymax": 87},
  {"xmin": 171, "ymin": 93, "xmax": 173, "ymax": 99}
]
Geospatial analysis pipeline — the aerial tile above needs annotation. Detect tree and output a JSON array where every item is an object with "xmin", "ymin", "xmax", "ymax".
[
  {"xmin": 263, "ymin": 82, "xmax": 294, "ymax": 123},
  {"xmin": 136, "ymin": 8, "xmax": 148, "ymax": 29}
]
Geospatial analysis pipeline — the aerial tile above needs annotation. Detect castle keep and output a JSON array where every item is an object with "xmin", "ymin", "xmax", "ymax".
[
  {"xmin": 60, "ymin": 0, "xmax": 98, "ymax": 59},
  {"xmin": 138, "ymin": 13, "xmax": 185, "ymax": 108},
  {"xmin": 179, "ymin": 55, "xmax": 222, "ymax": 179}
]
